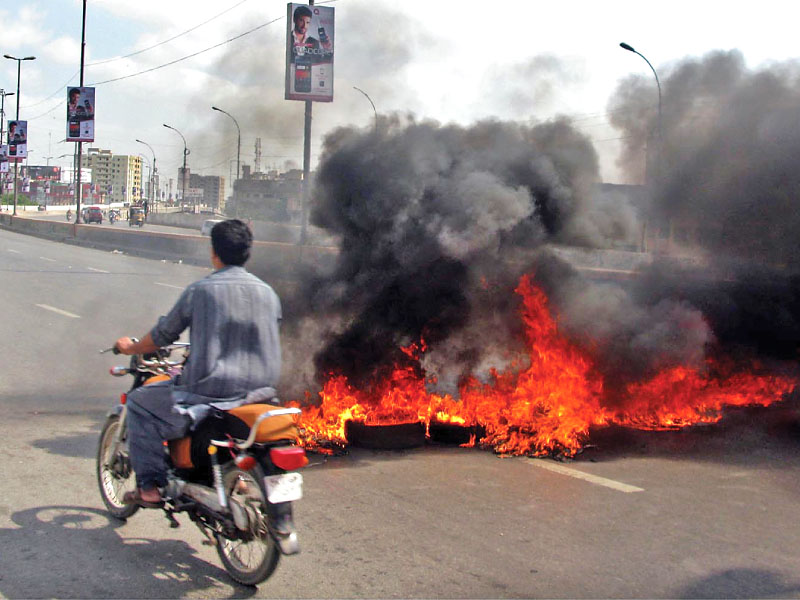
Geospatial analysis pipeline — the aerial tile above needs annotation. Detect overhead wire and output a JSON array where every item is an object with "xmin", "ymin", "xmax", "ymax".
[
  {"xmin": 88, "ymin": 16, "xmax": 283, "ymax": 86},
  {"xmin": 22, "ymin": 0, "xmax": 253, "ymax": 109},
  {"xmin": 87, "ymin": 0, "xmax": 253, "ymax": 66}
]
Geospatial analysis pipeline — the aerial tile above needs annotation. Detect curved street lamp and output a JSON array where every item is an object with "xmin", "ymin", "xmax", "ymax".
[
  {"xmin": 620, "ymin": 42, "xmax": 663, "ymax": 252},
  {"xmin": 136, "ymin": 138, "xmax": 157, "ymax": 207},
  {"xmin": 211, "ymin": 106, "xmax": 240, "ymax": 185},
  {"xmin": 353, "ymin": 86, "xmax": 378, "ymax": 135},
  {"xmin": 162, "ymin": 123, "xmax": 190, "ymax": 207},
  {"xmin": 619, "ymin": 42, "xmax": 662, "ymax": 142}
]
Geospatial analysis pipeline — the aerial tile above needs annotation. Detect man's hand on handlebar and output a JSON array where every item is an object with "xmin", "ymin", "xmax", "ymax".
[
  {"xmin": 113, "ymin": 333, "xmax": 160, "ymax": 356},
  {"xmin": 113, "ymin": 336, "xmax": 137, "ymax": 355}
]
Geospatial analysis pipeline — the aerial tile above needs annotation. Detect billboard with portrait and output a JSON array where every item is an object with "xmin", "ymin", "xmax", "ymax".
[
  {"xmin": 66, "ymin": 86, "xmax": 95, "ymax": 142},
  {"xmin": 285, "ymin": 3, "xmax": 334, "ymax": 102},
  {"xmin": 0, "ymin": 145, "xmax": 8, "ymax": 173},
  {"xmin": 7, "ymin": 120, "xmax": 27, "ymax": 160}
]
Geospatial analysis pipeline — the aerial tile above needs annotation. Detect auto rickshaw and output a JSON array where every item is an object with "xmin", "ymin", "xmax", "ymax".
[{"xmin": 129, "ymin": 206, "xmax": 145, "ymax": 227}]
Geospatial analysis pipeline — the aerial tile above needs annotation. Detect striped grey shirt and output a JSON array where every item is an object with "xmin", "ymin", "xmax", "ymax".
[{"xmin": 150, "ymin": 265, "xmax": 282, "ymax": 405}]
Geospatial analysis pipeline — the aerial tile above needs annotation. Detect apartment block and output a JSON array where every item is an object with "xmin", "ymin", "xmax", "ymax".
[{"xmin": 82, "ymin": 148, "xmax": 142, "ymax": 204}]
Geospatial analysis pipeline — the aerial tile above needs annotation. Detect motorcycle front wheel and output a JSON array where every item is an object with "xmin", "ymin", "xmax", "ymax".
[
  {"xmin": 96, "ymin": 414, "xmax": 139, "ymax": 520},
  {"xmin": 216, "ymin": 463, "xmax": 280, "ymax": 586}
]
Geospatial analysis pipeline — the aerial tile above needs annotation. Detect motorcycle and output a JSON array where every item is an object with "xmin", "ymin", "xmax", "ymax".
[
  {"xmin": 109, "ymin": 212, "xmax": 117, "ymax": 225},
  {"xmin": 96, "ymin": 342, "xmax": 307, "ymax": 585}
]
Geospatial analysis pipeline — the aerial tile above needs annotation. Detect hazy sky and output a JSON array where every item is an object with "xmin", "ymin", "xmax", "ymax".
[{"xmin": 2, "ymin": 0, "xmax": 798, "ymax": 188}]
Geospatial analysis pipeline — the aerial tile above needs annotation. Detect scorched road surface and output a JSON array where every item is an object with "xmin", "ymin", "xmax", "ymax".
[{"xmin": 2, "ymin": 227, "xmax": 800, "ymax": 599}]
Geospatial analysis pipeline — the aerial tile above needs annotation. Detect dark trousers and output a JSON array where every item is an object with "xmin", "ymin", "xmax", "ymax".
[{"xmin": 126, "ymin": 380, "xmax": 190, "ymax": 489}]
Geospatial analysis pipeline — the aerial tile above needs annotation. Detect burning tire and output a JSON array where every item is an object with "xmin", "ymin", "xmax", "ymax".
[
  {"xmin": 344, "ymin": 421, "xmax": 426, "ymax": 450},
  {"xmin": 428, "ymin": 420, "xmax": 484, "ymax": 446}
]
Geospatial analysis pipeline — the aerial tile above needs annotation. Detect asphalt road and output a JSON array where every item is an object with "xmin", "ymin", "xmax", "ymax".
[{"xmin": 2, "ymin": 227, "xmax": 800, "ymax": 599}]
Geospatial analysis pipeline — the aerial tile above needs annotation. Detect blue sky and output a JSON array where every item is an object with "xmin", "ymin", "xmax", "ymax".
[{"xmin": 3, "ymin": 0, "xmax": 800, "ymax": 189}]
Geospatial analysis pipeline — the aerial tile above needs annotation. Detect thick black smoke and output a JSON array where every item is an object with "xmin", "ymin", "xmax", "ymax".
[
  {"xmin": 297, "ymin": 116, "xmax": 591, "ymax": 388},
  {"xmin": 286, "ymin": 114, "xmax": 714, "ymax": 396}
]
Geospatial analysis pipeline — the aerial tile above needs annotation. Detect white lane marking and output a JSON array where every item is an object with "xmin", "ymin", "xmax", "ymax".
[
  {"xmin": 39, "ymin": 256, "xmax": 57, "ymax": 262},
  {"xmin": 7, "ymin": 249, "xmax": 20, "ymax": 254},
  {"xmin": 154, "ymin": 282, "xmax": 184, "ymax": 290},
  {"xmin": 87, "ymin": 267, "xmax": 110, "ymax": 273},
  {"xmin": 529, "ymin": 459, "xmax": 644, "ymax": 493},
  {"xmin": 35, "ymin": 304, "xmax": 81, "ymax": 319}
]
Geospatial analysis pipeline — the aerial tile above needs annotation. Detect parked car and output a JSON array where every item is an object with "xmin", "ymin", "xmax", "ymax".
[
  {"xmin": 200, "ymin": 219, "xmax": 223, "ymax": 236},
  {"xmin": 82, "ymin": 206, "xmax": 103, "ymax": 224}
]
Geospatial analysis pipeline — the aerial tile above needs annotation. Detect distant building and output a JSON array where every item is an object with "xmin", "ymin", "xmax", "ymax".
[
  {"xmin": 229, "ymin": 168, "xmax": 303, "ymax": 222},
  {"xmin": 188, "ymin": 173, "xmax": 225, "ymax": 212},
  {"xmin": 81, "ymin": 148, "xmax": 142, "ymax": 204}
]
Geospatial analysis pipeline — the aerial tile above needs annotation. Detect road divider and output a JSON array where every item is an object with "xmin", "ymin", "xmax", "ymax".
[{"xmin": 0, "ymin": 213, "xmax": 338, "ymax": 284}]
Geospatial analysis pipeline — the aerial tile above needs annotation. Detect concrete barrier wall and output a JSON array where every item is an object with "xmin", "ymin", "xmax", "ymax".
[
  {"xmin": 146, "ymin": 212, "xmax": 339, "ymax": 246},
  {"xmin": 0, "ymin": 214, "xmax": 338, "ymax": 281}
]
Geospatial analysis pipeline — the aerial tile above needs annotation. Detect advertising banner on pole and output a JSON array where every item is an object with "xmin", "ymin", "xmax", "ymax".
[
  {"xmin": 0, "ymin": 146, "xmax": 8, "ymax": 173},
  {"xmin": 285, "ymin": 3, "xmax": 334, "ymax": 102},
  {"xmin": 66, "ymin": 86, "xmax": 95, "ymax": 142},
  {"xmin": 7, "ymin": 120, "xmax": 27, "ymax": 160}
]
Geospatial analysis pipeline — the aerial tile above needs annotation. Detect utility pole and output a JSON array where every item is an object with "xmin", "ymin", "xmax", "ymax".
[
  {"xmin": 299, "ymin": 0, "xmax": 314, "ymax": 245},
  {"xmin": 75, "ymin": 0, "xmax": 87, "ymax": 224},
  {"xmin": 0, "ymin": 90, "xmax": 12, "ymax": 209}
]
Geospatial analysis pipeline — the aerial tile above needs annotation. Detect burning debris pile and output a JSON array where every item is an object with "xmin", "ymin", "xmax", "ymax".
[{"xmin": 283, "ymin": 58, "xmax": 800, "ymax": 455}]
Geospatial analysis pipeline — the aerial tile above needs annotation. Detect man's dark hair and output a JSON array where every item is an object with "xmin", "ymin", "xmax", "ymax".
[
  {"xmin": 69, "ymin": 88, "xmax": 80, "ymax": 99},
  {"xmin": 211, "ymin": 219, "xmax": 253, "ymax": 266},
  {"xmin": 294, "ymin": 5, "xmax": 312, "ymax": 22}
]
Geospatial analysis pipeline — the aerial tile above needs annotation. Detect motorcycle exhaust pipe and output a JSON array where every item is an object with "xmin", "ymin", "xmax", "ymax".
[{"xmin": 181, "ymin": 483, "xmax": 250, "ymax": 531}]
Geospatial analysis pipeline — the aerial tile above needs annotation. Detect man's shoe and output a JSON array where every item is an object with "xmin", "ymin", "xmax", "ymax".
[{"xmin": 122, "ymin": 488, "xmax": 165, "ymax": 509}]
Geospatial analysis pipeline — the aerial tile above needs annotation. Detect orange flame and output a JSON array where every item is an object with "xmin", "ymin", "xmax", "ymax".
[{"xmin": 293, "ymin": 274, "xmax": 796, "ymax": 456}]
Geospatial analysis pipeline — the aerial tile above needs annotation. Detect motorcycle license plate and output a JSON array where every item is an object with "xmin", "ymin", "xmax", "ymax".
[{"xmin": 264, "ymin": 473, "xmax": 303, "ymax": 503}]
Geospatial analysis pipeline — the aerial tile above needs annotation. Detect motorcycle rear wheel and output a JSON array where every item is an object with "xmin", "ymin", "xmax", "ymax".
[
  {"xmin": 216, "ymin": 463, "xmax": 280, "ymax": 586},
  {"xmin": 96, "ymin": 414, "xmax": 139, "ymax": 520}
]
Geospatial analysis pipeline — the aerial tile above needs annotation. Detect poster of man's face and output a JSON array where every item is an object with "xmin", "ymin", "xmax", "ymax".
[
  {"xmin": 285, "ymin": 3, "xmax": 335, "ymax": 102},
  {"xmin": 7, "ymin": 121, "xmax": 27, "ymax": 159},
  {"xmin": 66, "ymin": 86, "xmax": 95, "ymax": 142}
]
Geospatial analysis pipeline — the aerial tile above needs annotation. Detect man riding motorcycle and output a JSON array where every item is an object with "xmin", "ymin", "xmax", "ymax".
[{"xmin": 114, "ymin": 219, "xmax": 282, "ymax": 508}]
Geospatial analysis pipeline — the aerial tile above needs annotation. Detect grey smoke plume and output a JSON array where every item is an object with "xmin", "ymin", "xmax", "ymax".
[
  {"xmin": 182, "ymin": 2, "xmax": 435, "ymax": 174},
  {"xmin": 609, "ymin": 50, "xmax": 800, "ymax": 267},
  {"xmin": 480, "ymin": 54, "xmax": 587, "ymax": 116},
  {"xmin": 603, "ymin": 50, "xmax": 800, "ymax": 365}
]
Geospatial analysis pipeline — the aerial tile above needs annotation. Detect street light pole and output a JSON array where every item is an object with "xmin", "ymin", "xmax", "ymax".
[
  {"xmin": 620, "ymin": 42, "xmax": 662, "ymax": 253},
  {"xmin": 75, "ymin": 0, "xmax": 87, "ymax": 224},
  {"xmin": 211, "ymin": 106, "xmax": 240, "ymax": 210},
  {"xmin": 353, "ymin": 86, "xmax": 378, "ymax": 135},
  {"xmin": 162, "ymin": 124, "xmax": 190, "ymax": 210},
  {"xmin": 0, "ymin": 90, "xmax": 14, "ymax": 145},
  {"xmin": 4, "ymin": 55, "xmax": 36, "ymax": 216},
  {"xmin": 136, "ymin": 138, "xmax": 157, "ymax": 208},
  {"xmin": 619, "ymin": 42, "xmax": 662, "ymax": 144},
  {"xmin": 0, "ymin": 90, "xmax": 12, "ymax": 211}
]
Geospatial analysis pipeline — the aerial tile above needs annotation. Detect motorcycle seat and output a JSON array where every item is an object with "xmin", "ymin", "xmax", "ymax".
[
  {"xmin": 168, "ymin": 403, "xmax": 300, "ymax": 470},
  {"xmin": 226, "ymin": 403, "xmax": 300, "ymax": 443}
]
